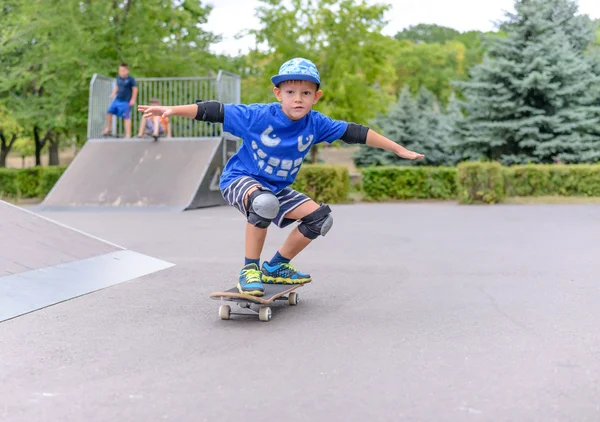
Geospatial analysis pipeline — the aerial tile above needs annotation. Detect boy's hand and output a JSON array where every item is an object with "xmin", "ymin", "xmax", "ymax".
[
  {"xmin": 138, "ymin": 105, "xmax": 173, "ymax": 118},
  {"xmin": 395, "ymin": 148, "xmax": 424, "ymax": 160}
]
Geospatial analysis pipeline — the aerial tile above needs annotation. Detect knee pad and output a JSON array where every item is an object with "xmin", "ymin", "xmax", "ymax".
[
  {"xmin": 298, "ymin": 203, "xmax": 333, "ymax": 240},
  {"xmin": 247, "ymin": 188, "xmax": 280, "ymax": 229}
]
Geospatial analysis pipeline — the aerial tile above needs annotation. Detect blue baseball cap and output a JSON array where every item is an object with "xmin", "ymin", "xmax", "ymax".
[{"xmin": 271, "ymin": 58, "xmax": 321, "ymax": 88}]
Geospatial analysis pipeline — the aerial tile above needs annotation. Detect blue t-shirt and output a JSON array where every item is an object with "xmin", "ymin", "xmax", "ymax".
[
  {"xmin": 115, "ymin": 76, "xmax": 137, "ymax": 102},
  {"xmin": 221, "ymin": 102, "xmax": 348, "ymax": 194}
]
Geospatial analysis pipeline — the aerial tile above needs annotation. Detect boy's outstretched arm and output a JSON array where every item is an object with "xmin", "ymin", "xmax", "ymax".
[
  {"xmin": 138, "ymin": 104, "xmax": 198, "ymax": 119},
  {"xmin": 365, "ymin": 129, "xmax": 424, "ymax": 160},
  {"xmin": 340, "ymin": 123, "xmax": 424, "ymax": 160},
  {"xmin": 138, "ymin": 101, "xmax": 223, "ymax": 122}
]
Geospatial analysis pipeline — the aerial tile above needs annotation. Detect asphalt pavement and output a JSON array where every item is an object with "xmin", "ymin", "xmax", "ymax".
[{"xmin": 1, "ymin": 202, "xmax": 599, "ymax": 422}]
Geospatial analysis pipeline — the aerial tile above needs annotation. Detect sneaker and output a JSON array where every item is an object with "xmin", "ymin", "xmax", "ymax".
[
  {"xmin": 237, "ymin": 263, "xmax": 264, "ymax": 296},
  {"xmin": 261, "ymin": 262, "xmax": 312, "ymax": 285}
]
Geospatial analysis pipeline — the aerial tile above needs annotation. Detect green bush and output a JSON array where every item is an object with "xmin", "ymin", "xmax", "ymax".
[
  {"xmin": 456, "ymin": 162, "xmax": 505, "ymax": 204},
  {"xmin": 292, "ymin": 164, "xmax": 350, "ymax": 203},
  {"xmin": 38, "ymin": 166, "xmax": 67, "ymax": 197},
  {"xmin": 0, "ymin": 166, "xmax": 67, "ymax": 200},
  {"xmin": 361, "ymin": 166, "xmax": 457, "ymax": 200},
  {"xmin": 0, "ymin": 168, "xmax": 19, "ymax": 198},
  {"xmin": 504, "ymin": 164, "xmax": 600, "ymax": 197},
  {"xmin": 14, "ymin": 168, "xmax": 41, "ymax": 198}
]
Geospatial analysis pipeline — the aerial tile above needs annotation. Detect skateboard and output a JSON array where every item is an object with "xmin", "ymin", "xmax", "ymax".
[{"xmin": 210, "ymin": 283, "xmax": 306, "ymax": 322}]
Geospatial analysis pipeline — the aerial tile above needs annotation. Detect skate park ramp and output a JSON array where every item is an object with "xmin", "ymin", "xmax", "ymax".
[
  {"xmin": 0, "ymin": 200, "xmax": 174, "ymax": 322},
  {"xmin": 38, "ymin": 136, "xmax": 238, "ymax": 211}
]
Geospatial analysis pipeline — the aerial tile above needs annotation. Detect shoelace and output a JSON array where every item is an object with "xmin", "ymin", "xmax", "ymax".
[
  {"xmin": 279, "ymin": 263, "xmax": 297, "ymax": 273},
  {"xmin": 243, "ymin": 268, "xmax": 261, "ymax": 284}
]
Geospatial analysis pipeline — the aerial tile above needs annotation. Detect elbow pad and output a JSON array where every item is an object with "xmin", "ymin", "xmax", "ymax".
[
  {"xmin": 194, "ymin": 100, "xmax": 224, "ymax": 123},
  {"xmin": 340, "ymin": 123, "xmax": 369, "ymax": 144}
]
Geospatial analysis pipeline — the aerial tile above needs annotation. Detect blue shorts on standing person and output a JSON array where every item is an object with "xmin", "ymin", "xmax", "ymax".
[{"xmin": 107, "ymin": 99, "xmax": 131, "ymax": 119}]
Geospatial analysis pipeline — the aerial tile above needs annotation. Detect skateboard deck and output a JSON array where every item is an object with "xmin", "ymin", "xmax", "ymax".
[{"xmin": 210, "ymin": 283, "xmax": 307, "ymax": 322}]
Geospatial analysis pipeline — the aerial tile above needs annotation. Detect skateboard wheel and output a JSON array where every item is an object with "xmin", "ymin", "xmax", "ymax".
[
  {"xmin": 288, "ymin": 292, "xmax": 299, "ymax": 306},
  {"xmin": 259, "ymin": 307, "xmax": 271, "ymax": 322},
  {"xmin": 219, "ymin": 305, "xmax": 231, "ymax": 320}
]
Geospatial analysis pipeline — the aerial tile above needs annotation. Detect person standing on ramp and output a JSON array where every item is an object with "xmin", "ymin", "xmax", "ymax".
[{"xmin": 103, "ymin": 63, "xmax": 138, "ymax": 138}]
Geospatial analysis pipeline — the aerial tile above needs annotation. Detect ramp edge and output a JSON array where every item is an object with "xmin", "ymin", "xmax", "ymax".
[{"xmin": 0, "ymin": 250, "xmax": 175, "ymax": 322}]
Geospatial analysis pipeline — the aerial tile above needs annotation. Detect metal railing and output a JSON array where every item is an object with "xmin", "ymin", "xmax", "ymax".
[
  {"xmin": 87, "ymin": 75, "xmax": 115, "ymax": 139},
  {"xmin": 87, "ymin": 71, "xmax": 241, "ymax": 139}
]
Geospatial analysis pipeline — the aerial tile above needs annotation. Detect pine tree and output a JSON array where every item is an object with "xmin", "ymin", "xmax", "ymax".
[
  {"xmin": 454, "ymin": 0, "xmax": 600, "ymax": 164},
  {"xmin": 416, "ymin": 86, "xmax": 437, "ymax": 111},
  {"xmin": 415, "ymin": 87, "xmax": 454, "ymax": 166},
  {"xmin": 444, "ymin": 92, "xmax": 468, "ymax": 164},
  {"xmin": 354, "ymin": 86, "xmax": 426, "ymax": 167},
  {"xmin": 353, "ymin": 86, "xmax": 463, "ymax": 167}
]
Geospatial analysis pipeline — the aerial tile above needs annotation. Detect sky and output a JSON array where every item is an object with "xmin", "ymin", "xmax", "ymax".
[{"xmin": 201, "ymin": 0, "xmax": 600, "ymax": 56}]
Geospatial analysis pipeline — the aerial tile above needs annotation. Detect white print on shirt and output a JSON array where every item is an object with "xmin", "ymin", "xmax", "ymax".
[
  {"xmin": 260, "ymin": 126, "xmax": 281, "ymax": 147},
  {"xmin": 297, "ymin": 134, "xmax": 313, "ymax": 152},
  {"xmin": 251, "ymin": 130, "xmax": 314, "ymax": 179}
]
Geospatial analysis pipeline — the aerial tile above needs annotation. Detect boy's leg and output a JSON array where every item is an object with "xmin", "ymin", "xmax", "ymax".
[
  {"xmin": 221, "ymin": 177, "xmax": 280, "ymax": 296},
  {"xmin": 104, "ymin": 99, "xmax": 120, "ymax": 135},
  {"xmin": 152, "ymin": 116, "xmax": 160, "ymax": 137},
  {"xmin": 137, "ymin": 116, "xmax": 147, "ymax": 137},
  {"xmin": 261, "ymin": 189, "xmax": 332, "ymax": 284},
  {"xmin": 277, "ymin": 200, "xmax": 319, "ymax": 260},
  {"xmin": 236, "ymin": 185, "xmax": 277, "ymax": 295},
  {"xmin": 103, "ymin": 113, "xmax": 113, "ymax": 135},
  {"xmin": 245, "ymin": 200, "xmax": 268, "ymax": 262},
  {"xmin": 118, "ymin": 102, "xmax": 132, "ymax": 138},
  {"xmin": 124, "ymin": 118, "xmax": 132, "ymax": 139}
]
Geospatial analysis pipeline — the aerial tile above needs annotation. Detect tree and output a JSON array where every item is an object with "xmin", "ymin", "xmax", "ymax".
[
  {"xmin": 454, "ymin": 0, "xmax": 600, "ymax": 164},
  {"xmin": 415, "ymin": 87, "xmax": 458, "ymax": 166},
  {"xmin": 395, "ymin": 24, "xmax": 462, "ymax": 44},
  {"xmin": 0, "ymin": 105, "xmax": 22, "ymax": 167},
  {"xmin": 443, "ymin": 92, "xmax": 468, "ymax": 163},
  {"xmin": 353, "ymin": 85, "xmax": 465, "ymax": 168},
  {"xmin": 0, "ymin": 0, "xmax": 23, "ymax": 167},
  {"xmin": 393, "ymin": 40, "xmax": 467, "ymax": 104},
  {"xmin": 395, "ymin": 24, "xmax": 488, "ymax": 67},
  {"xmin": 1, "ymin": 0, "xmax": 222, "ymax": 165},
  {"xmin": 354, "ymin": 86, "xmax": 426, "ymax": 167}
]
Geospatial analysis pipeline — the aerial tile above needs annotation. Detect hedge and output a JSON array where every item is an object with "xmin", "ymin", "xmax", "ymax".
[
  {"xmin": 0, "ymin": 164, "xmax": 350, "ymax": 204},
  {"xmin": 456, "ymin": 162, "xmax": 505, "ymax": 204},
  {"xmin": 5, "ymin": 162, "xmax": 600, "ymax": 205},
  {"xmin": 291, "ymin": 164, "xmax": 350, "ymax": 203},
  {"xmin": 361, "ymin": 166, "xmax": 457, "ymax": 200},
  {"xmin": 0, "ymin": 166, "xmax": 67, "ymax": 200},
  {"xmin": 504, "ymin": 164, "xmax": 600, "ymax": 197}
]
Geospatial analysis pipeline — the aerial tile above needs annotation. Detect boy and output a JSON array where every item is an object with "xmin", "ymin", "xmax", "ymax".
[
  {"xmin": 137, "ymin": 98, "xmax": 171, "ymax": 140},
  {"xmin": 138, "ymin": 58, "xmax": 423, "ymax": 296},
  {"xmin": 103, "ymin": 63, "xmax": 138, "ymax": 138}
]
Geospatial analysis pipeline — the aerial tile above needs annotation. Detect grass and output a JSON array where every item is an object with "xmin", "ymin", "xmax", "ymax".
[
  {"xmin": 346, "ymin": 189, "xmax": 600, "ymax": 205},
  {"xmin": 503, "ymin": 196, "xmax": 600, "ymax": 204}
]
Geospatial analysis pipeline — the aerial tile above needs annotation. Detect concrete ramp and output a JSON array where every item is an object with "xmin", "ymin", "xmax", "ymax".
[
  {"xmin": 0, "ymin": 200, "xmax": 174, "ymax": 322},
  {"xmin": 39, "ymin": 136, "xmax": 238, "ymax": 211}
]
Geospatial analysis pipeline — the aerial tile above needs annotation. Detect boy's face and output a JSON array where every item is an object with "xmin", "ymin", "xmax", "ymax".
[
  {"xmin": 273, "ymin": 80, "xmax": 322, "ymax": 121},
  {"xmin": 118, "ymin": 66, "xmax": 129, "ymax": 78}
]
